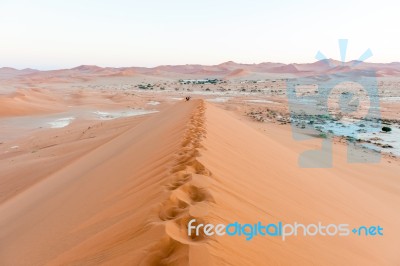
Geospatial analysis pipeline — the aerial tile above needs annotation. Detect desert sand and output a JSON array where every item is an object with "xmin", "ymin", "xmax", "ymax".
[
  {"xmin": 0, "ymin": 97, "xmax": 399, "ymax": 265},
  {"xmin": 1, "ymin": 62, "xmax": 400, "ymax": 265}
]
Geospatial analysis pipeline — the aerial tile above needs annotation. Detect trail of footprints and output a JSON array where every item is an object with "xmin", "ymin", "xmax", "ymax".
[
  {"xmin": 142, "ymin": 101, "xmax": 215, "ymax": 265},
  {"xmin": 161, "ymin": 101, "xmax": 214, "ymax": 240}
]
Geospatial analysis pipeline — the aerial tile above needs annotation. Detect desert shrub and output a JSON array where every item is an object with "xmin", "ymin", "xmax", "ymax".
[{"xmin": 318, "ymin": 133, "xmax": 328, "ymax": 138}]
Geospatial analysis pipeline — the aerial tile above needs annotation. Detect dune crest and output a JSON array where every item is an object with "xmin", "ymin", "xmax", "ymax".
[{"xmin": 140, "ymin": 101, "xmax": 214, "ymax": 265}]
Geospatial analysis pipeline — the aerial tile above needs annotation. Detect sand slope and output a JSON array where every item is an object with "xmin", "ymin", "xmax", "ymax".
[
  {"xmin": 0, "ymin": 101, "xmax": 197, "ymax": 265},
  {"xmin": 199, "ymin": 104, "xmax": 400, "ymax": 265},
  {"xmin": 0, "ymin": 88, "xmax": 64, "ymax": 117},
  {"xmin": 0, "ymin": 100, "xmax": 399, "ymax": 265}
]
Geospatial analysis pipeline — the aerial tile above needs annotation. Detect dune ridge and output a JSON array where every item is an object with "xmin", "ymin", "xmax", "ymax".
[{"xmin": 140, "ymin": 100, "xmax": 214, "ymax": 265}]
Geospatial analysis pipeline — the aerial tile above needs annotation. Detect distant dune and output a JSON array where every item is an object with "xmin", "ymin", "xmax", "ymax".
[
  {"xmin": 1, "ymin": 59, "xmax": 400, "ymax": 82},
  {"xmin": 0, "ymin": 67, "xmax": 39, "ymax": 78},
  {"xmin": 225, "ymin": 68, "xmax": 250, "ymax": 79},
  {"xmin": 0, "ymin": 88, "xmax": 64, "ymax": 117}
]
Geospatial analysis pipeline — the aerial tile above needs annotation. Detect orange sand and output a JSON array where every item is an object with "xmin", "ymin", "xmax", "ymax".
[{"xmin": 0, "ymin": 100, "xmax": 399, "ymax": 265}]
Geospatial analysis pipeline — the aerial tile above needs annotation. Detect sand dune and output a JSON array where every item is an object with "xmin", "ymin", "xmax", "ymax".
[
  {"xmin": 0, "ymin": 88, "xmax": 64, "ymax": 117},
  {"xmin": 0, "ymin": 100, "xmax": 399, "ymax": 265},
  {"xmin": 2, "ymin": 60, "xmax": 400, "ymax": 83},
  {"xmin": 225, "ymin": 69, "xmax": 250, "ymax": 79},
  {"xmin": 0, "ymin": 100, "xmax": 199, "ymax": 265}
]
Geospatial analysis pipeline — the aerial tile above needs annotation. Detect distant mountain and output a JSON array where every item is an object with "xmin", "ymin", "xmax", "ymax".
[
  {"xmin": 1, "ymin": 59, "xmax": 400, "ymax": 81},
  {"xmin": 269, "ymin": 64, "xmax": 299, "ymax": 73},
  {"xmin": 71, "ymin": 65, "xmax": 104, "ymax": 72},
  {"xmin": 0, "ymin": 67, "xmax": 40, "ymax": 78}
]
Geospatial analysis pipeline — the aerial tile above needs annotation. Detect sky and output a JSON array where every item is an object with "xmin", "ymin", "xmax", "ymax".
[{"xmin": 0, "ymin": 0, "xmax": 399, "ymax": 70}]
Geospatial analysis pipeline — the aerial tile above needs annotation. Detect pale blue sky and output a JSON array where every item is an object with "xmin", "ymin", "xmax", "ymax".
[{"xmin": 0, "ymin": 0, "xmax": 398, "ymax": 69}]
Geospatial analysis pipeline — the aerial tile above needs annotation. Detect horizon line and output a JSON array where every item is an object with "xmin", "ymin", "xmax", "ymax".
[{"xmin": 2, "ymin": 58, "xmax": 400, "ymax": 72}]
